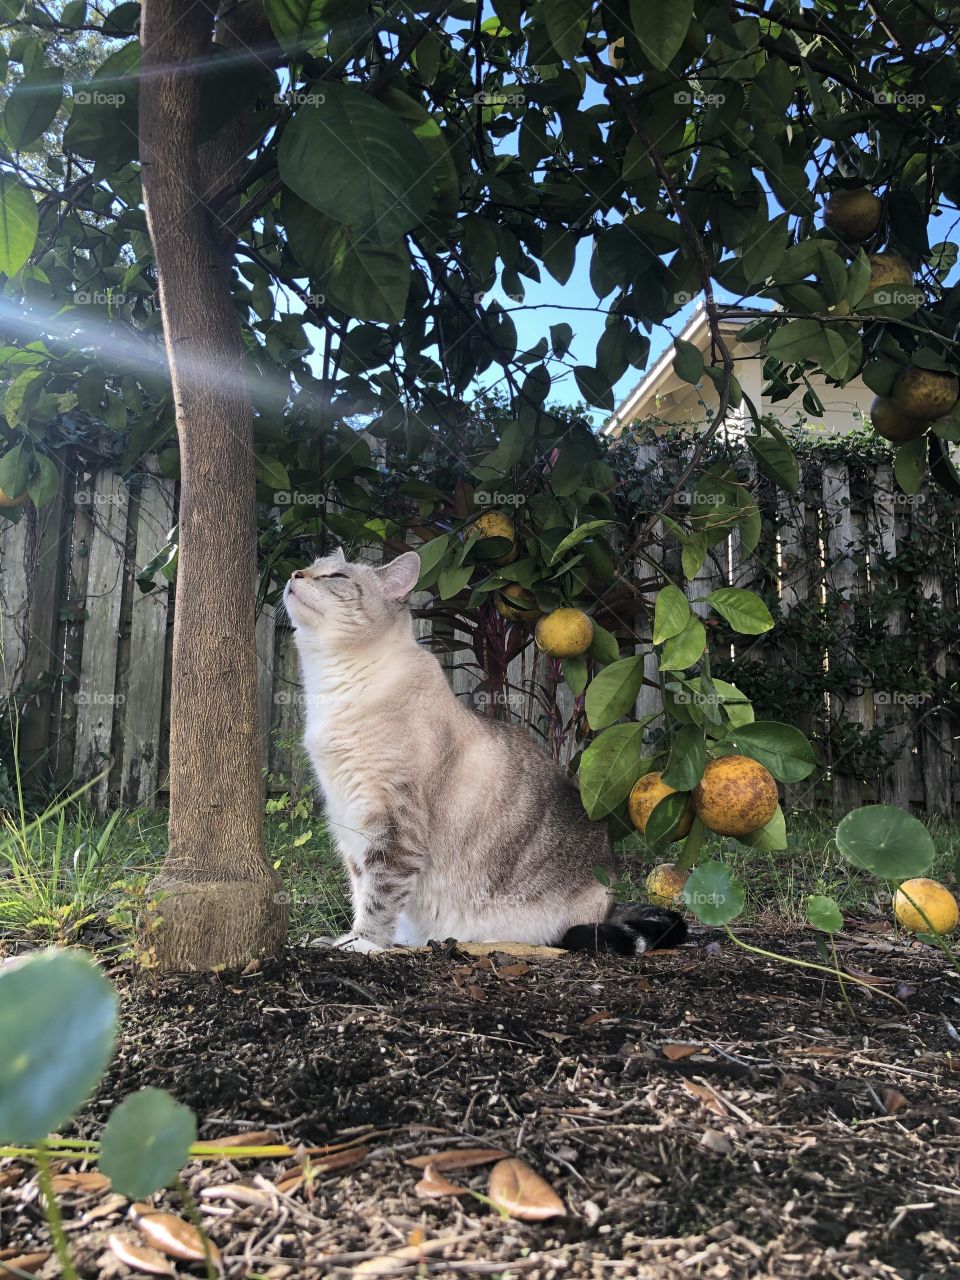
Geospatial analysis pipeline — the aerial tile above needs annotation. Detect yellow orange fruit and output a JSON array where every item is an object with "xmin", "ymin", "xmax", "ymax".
[
  {"xmin": 893, "ymin": 878, "xmax": 959, "ymax": 935},
  {"xmin": 628, "ymin": 772, "xmax": 694, "ymax": 839},
  {"xmin": 534, "ymin": 607, "xmax": 593, "ymax": 658},
  {"xmin": 867, "ymin": 252, "xmax": 914, "ymax": 290},
  {"xmin": 469, "ymin": 511, "xmax": 517, "ymax": 566},
  {"xmin": 693, "ymin": 755, "xmax": 778, "ymax": 838},
  {"xmin": 0, "ymin": 486, "xmax": 28, "ymax": 510},
  {"xmin": 870, "ymin": 396, "xmax": 929, "ymax": 444},
  {"xmin": 645, "ymin": 862, "xmax": 689, "ymax": 906},
  {"xmin": 822, "ymin": 189, "xmax": 882, "ymax": 242},
  {"xmin": 495, "ymin": 583, "xmax": 541, "ymax": 624},
  {"xmin": 892, "ymin": 366, "xmax": 960, "ymax": 421}
]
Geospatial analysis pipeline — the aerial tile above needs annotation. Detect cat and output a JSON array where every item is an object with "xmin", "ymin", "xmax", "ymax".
[{"xmin": 284, "ymin": 548, "xmax": 687, "ymax": 956}]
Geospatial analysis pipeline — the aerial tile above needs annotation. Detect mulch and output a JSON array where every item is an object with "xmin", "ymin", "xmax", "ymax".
[{"xmin": 2, "ymin": 928, "xmax": 960, "ymax": 1279}]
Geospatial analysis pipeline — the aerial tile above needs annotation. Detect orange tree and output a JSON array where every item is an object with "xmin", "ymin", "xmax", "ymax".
[{"xmin": 1, "ymin": 0, "xmax": 959, "ymax": 963}]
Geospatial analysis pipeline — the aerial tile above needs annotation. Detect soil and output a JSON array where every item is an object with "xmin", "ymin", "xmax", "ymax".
[{"xmin": 2, "ymin": 928, "xmax": 960, "ymax": 1279}]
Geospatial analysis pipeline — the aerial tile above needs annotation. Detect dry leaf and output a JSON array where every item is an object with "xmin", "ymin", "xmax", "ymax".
[
  {"xmin": 407, "ymin": 1227, "xmax": 426, "ymax": 1247},
  {"xmin": 274, "ymin": 1171, "xmax": 304, "ymax": 1196},
  {"xmin": 108, "ymin": 1234, "xmax": 176, "ymax": 1276},
  {"xmin": 487, "ymin": 1157, "xmax": 566, "ymax": 1221},
  {"xmin": 50, "ymin": 1171, "xmax": 111, "ymax": 1194},
  {"xmin": 0, "ymin": 1254, "xmax": 49, "ymax": 1276},
  {"xmin": 82, "ymin": 1193, "xmax": 128, "ymax": 1223},
  {"xmin": 881, "ymin": 1087, "xmax": 908, "ymax": 1115},
  {"xmin": 582, "ymin": 1010, "xmax": 614, "ymax": 1027},
  {"xmin": 497, "ymin": 963, "xmax": 530, "ymax": 979},
  {"xmin": 415, "ymin": 1164, "xmax": 468, "ymax": 1199},
  {"xmin": 682, "ymin": 1080, "xmax": 726, "ymax": 1117},
  {"xmin": 193, "ymin": 1130, "xmax": 277, "ymax": 1150},
  {"xmin": 406, "ymin": 1147, "xmax": 506, "ymax": 1171},
  {"xmin": 353, "ymin": 1235, "xmax": 463, "ymax": 1276},
  {"xmin": 466, "ymin": 984, "xmax": 486, "ymax": 1002},
  {"xmin": 130, "ymin": 1206, "xmax": 222, "ymax": 1268},
  {"xmin": 200, "ymin": 1183, "xmax": 273, "ymax": 1207},
  {"xmin": 474, "ymin": 956, "xmax": 495, "ymax": 971},
  {"xmin": 310, "ymin": 1146, "xmax": 367, "ymax": 1173},
  {"xmin": 0, "ymin": 1169, "xmax": 24, "ymax": 1191},
  {"xmin": 662, "ymin": 1042, "xmax": 705, "ymax": 1061},
  {"xmin": 700, "ymin": 1129, "xmax": 732, "ymax": 1155}
]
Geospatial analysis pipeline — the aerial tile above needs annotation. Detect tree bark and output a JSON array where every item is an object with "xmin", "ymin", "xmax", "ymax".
[{"xmin": 139, "ymin": 0, "xmax": 286, "ymax": 969}]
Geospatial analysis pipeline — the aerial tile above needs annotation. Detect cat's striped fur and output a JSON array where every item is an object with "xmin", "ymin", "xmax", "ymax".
[{"xmin": 284, "ymin": 549, "xmax": 686, "ymax": 956}]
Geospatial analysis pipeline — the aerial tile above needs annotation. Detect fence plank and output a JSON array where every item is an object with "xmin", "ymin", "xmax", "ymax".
[
  {"xmin": 120, "ymin": 470, "xmax": 175, "ymax": 807},
  {"xmin": 916, "ymin": 502, "xmax": 953, "ymax": 817},
  {"xmin": 0, "ymin": 511, "xmax": 31, "ymax": 697},
  {"xmin": 255, "ymin": 599, "xmax": 277, "ymax": 775},
  {"xmin": 866, "ymin": 468, "xmax": 913, "ymax": 809},
  {"xmin": 777, "ymin": 487, "xmax": 820, "ymax": 811},
  {"xmin": 74, "ymin": 470, "xmax": 129, "ymax": 809},
  {"xmin": 821, "ymin": 461, "xmax": 869, "ymax": 817}
]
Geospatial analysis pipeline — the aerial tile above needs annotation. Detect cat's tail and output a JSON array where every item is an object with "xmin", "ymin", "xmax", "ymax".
[{"xmin": 558, "ymin": 904, "xmax": 687, "ymax": 956}]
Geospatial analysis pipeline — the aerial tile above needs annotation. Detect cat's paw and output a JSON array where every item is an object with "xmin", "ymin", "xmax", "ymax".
[{"xmin": 333, "ymin": 933, "xmax": 386, "ymax": 954}]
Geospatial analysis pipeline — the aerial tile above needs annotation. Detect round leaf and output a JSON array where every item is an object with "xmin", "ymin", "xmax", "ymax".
[
  {"xmin": 806, "ymin": 895, "xmax": 843, "ymax": 934},
  {"xmin": 100, "ymin": 1087, "xmax": 197, "ymax": 1199},
  {"xmin": 278, "ymin": 82, "xmax": 433, "ymax": 247},
  {"xmin": 682, "ymin": 861, "xmax": 746, "ymax": 926},
  {"xmin": 834, "ymin": 805, "xmax": 935, "ymax": 879},
  {"xmin": 0, "ymin": 948, "xmax": 117, "ymax": 1143}
]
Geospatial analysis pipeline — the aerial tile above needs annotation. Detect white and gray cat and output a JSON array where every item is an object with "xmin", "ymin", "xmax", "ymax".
[{"xmin": 284, "ymin": 549, "xmax": 686, "ymax": 956}]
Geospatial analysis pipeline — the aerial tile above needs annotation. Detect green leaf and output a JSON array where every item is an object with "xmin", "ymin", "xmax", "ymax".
[
  {"xmin": 438, "ymin": 565, "xmax": 472, "ymax": 599},
  {"xmin": 705, "ymin": 587, "xmax": 774, "ymax": 635},
  {"xmin": 282, "ymin": 190, "xmax": 411, "ymax": 323},
  {"xmin": 254, "ymin": 454, "xmax": 291, "ymax": 494},
  {"xmin": 573, "ymin": 365, "xmax": 614, "ymax": 411},
  {"xmin": 585, "ymin": 655, "xmax": 647, "ymax": 729},
  {"xmin": 711, "ymin": 678, "xmax": 754, "ymax": 729},
  {"xmin": 738, "ymin": 804, "xmax": 787, "ymax": 851},
  {"xmin": 278, "ymin": 82, "xmax": 433, "ymax": 246},
  {"xmin": 563, "ymin": 654, "xmax": 589, "ymax": 695},
  {"xmin": 747, "ymin": 430, "xmax": 799, "ymax": 494},
  {"xmin": 550, "ymin": 322, "xmax": 574, "ymax": 356},
  {"xmin": 544, "ymin": 0, "xmax": 589, "ymax": 58},
  {"xmin": 894, "ymin": 437, "xmax": 926, "ymax": 495},
  {"xmin": 0, "ymin": 443, "xmax": 34, "ymax": 497},
  {"xmin": 646, "ymin": 792, "xmax": 692, "ymax": 853},
  {"xmin": 766, "ymin": 318, "xmax": 824, "ymax": 364},
  {"xmin": 682, "ymin": 861, "xmax": 745, "ymax": 925},
  {"xmin": 661, "ymin": 724, "xmax": 706, "ymax": 791},
  {"xmin": 4, "ymin": 68, "xmax": 63, "ymax": 147},
  {"xmin": 805, "ymin": 895, "xmax": 843, "ymax": 934},
  {"xmin": 672, "ymin": 337, "xmax": 704, "ymax": 384},
  {"xmin": 681, "ymin": 532, "xmax": 707, "ymax": 580},
  {"xmin": 414, "ymin": 534, "xmax": 451, "ymax": 584},
  {"xmin": 579, "ymin": 723, "xmax": 651, "ymax": 819},
  {"xmin": 631, "ymin": 0, "xmax": 694, "ymax": 70},
  {"xmin": 660, "ymin": 615, "xmax": 706, "ymax": 671},
  {"xmin": 543, "ymin": 229, "xmax": 576, "ymax": 286},
  {"xmin": 100, "ymin": 1088, "xmax": 197, "ymax": 1199},
  {"xmin": 653, "ymin": 585, "xmax": 690, "ymax": 644},
  {"xmin": 834, "ymin": 805, "xmax": 935, "ymax": 879},
  {"xmin": 588, "ymin": 621, "xmax": 620, "ymax": 667},
  {"xmin": 26, "ymin": 452, "xmax": 59, "ymax": 507},
  {"xmin": 263, "ymin": 0, "xmax": 353, "ymax": 51},
  {"xmin": 0, "ymin": 174, "xmax": 38, "ymax": 276},
  {"xmin": 549, "ymin": 519, "xmax": 615, "ymax": 563},
  {"xmin": 0, "ymin": 949, "xmax": 117, "ymax": 1143},
  {"xmin": 727, "ymin": 721, "xmax": 816, "ymax": 783}
]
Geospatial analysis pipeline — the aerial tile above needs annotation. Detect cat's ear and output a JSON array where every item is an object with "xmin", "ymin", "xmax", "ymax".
[
  {"xmin": 332, "ymin": 546, "xmax": 346, "ymax": 562},
  {"xmin": 377, "ymin": 552, "xmax": 421, "ymax": 601}
]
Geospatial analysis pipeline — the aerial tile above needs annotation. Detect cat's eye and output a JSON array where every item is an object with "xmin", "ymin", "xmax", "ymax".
[{"xmin": 325, "ymin": 572, "xmax": 348, "ymax": 579}]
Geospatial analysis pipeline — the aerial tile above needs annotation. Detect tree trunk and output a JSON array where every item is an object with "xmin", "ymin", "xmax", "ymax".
[{"xmin": 139, "ymin": 0, "xmax": 286, "ymax": 969}]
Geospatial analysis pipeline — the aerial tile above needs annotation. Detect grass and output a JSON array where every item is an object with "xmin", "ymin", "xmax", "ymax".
[{"xmin": 1, "ymin": 795, "xmax": 959, "ymax": 950}]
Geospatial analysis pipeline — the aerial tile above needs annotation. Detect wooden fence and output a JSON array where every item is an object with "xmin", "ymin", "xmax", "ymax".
[{"xmin": 1, "ymin": 444, "xmax": 958, "ymax": 817}]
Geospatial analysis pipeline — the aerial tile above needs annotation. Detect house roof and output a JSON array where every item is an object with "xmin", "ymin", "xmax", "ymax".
[{"xmin": 603, "ymin": 304, "xmax": 758, "ymax": 436}]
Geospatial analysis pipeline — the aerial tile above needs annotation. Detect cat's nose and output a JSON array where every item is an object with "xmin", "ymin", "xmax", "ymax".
[{"xmin": 291, "ymin": 570, "xmax": 305, "ymax": 579}]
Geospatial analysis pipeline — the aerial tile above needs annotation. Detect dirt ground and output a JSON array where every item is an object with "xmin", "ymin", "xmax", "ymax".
[{"xmin": 2, "ymin": 928, "xmax": 960, "ymax": 1279}]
